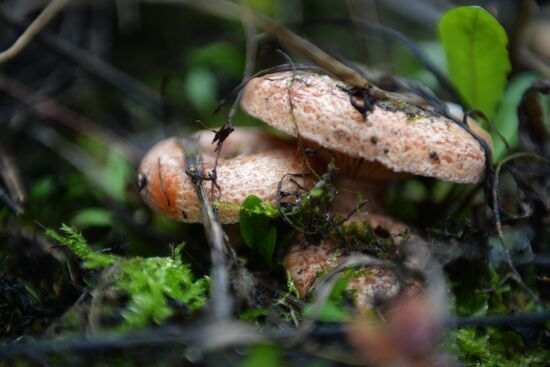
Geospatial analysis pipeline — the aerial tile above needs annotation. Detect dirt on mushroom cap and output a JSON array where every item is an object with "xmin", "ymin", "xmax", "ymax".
[{"xmin": 241, "ymin": 71, "xmax": 492, "ymax": 184}]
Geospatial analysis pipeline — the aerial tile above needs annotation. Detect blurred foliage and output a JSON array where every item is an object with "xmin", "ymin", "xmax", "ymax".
[{"xmin": 449, "ymin": 328, "xmax": 550, "ymax": 367}]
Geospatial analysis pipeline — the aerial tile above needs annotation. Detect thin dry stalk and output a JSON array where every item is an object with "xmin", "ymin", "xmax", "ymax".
[{"xmin": 0, "ymin": 0, "xmax": 69, "ymax": 63}]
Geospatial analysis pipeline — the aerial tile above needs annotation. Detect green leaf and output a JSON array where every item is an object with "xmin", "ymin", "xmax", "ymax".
[
  {"xmin": 492, "ymin": 73, "xmax": 539, "ymax": 161},
  {"xmin": 71, "ymin": 208, "xmax": 113, "ymax": 228},
  {"xmin": 242, "ymin": 343, "xmax": 281, "ymax": 367},
  {"xmin": 184, "ymin": 67, "xmax": 218, "ymax": 112},
  {"xmin": 239, "ymin": 195, "xmax": 278, "ymax": 264},
  {"xmin": 439, "ymin": 6, "xmax": 511, "ymax": 118},
  {"xmin": 303, "ymin": 271, "xmax": 352, "ymax": 322},
  {"xmin": 186, "ymin": 41, "xmax": 244, "ymax": 77}
]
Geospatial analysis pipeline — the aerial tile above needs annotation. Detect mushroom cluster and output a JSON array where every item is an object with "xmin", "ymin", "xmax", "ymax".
[{"xmin": 138, "ymin": 70, "xmax": 492, "ymax": 313}]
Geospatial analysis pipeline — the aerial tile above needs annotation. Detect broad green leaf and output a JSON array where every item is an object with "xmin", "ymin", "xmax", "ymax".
[
  {"xmin": 439, "ymin": 6, "xmax": 511, "ymax": 118},
  {"xmin": 239, "ymin": 195, "xmax": 278, "ymax": 264}
]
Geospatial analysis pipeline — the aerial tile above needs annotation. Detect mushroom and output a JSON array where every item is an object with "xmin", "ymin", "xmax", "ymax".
[
  {"xmin": 138, "ymin": 127, "xmax": 313, "ymax": 223},
  {"xmin": 240, "ymin": 71, "xmax": 491, "ymax": 183},
  {"xmin": 284, "ymin": 221, "xmax": 421, "ymax": 313},
  {"xmin": 240, "ymin": 70, "xmax": 492, "ymax": 310}
]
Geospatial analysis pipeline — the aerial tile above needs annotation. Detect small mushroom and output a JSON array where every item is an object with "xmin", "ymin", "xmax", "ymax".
[
  {"xmin": 138, "ymin": 128, "xmax": 313, "ymax": 223},
  {"xmin": 284, "ymin": 233, "xmax": 422, "ymax": 313}
]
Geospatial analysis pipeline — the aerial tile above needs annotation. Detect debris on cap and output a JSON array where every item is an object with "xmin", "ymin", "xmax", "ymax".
[
  {"xmin": 138, "ymin": 129, "xmax": 313, "ymax": 223},
  {"xmin": 241, "ymin": 71, "xmax": 492, "ymax": 184}
]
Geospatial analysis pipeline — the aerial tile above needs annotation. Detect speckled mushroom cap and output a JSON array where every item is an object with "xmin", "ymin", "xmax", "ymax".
[
  {"xmin": 138, "ymin": 129, "xmax": 313, "ymax": 223},
  {"xmin": 241, "ymin": 71, "xmax": 492, "ymax": 184},
  {"xmin": 284, "ymin": 238, "xmax": 421, "ymax": 312}
]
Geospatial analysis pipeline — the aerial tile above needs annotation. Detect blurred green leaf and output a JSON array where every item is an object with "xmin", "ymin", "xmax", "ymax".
[
  {"xmin": 242, "ymin": 343, "xmax": 281, "ymax": 367},
  {"xmin": 29, "ymin": 177, "xmax": 55, "ymax": 201},
  {"xmin": 187, "ymin": 42, "xmax": 244, "ymax": 77},
  {"xmin": 492, "ymin": 73, "xmax": 539, "ymax": 161},
  {"xmin": 303, "ymin": 272, "xmax": 351, "ymax": 322},
  {"xmin": 396, "ymin": 41, "xmax": 447, "ymax": 90},
  {"xmin": 101, "ymin": 151, "xmax": 133, "ymax": 202},
  {"xmin": 184, "ymin": 67, "xmax": 218, "ymax": 112},
  {"xmin": 439, "ymin": 6, "xmax": 511, "ymax": 118},
  {"xmin": 239, "ymin": 195, "xmax": 278, "ymax": 264},
  {"xmin": 246, "ymin": 0, "xmax": 278, "ymax": 16},
  {"xmin": 71, "ymin": 208, "xmax": 113, "ymax": 228}
]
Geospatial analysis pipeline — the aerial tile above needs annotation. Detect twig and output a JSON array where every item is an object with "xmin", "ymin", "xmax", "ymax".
[
  {"xmin": 0, "ymin": 152, "xmax": 26, "ymax": 206},
  {"xmin": 0, "ymin": 321, "xmax": 264, "ymax": 361},
  {"xmin": 0, "ymin": 9, "xmax": 166, "ymax": 114},
  {"xmin": 0, "ymin": 185, "xmax": 23, "ymax": 215},
  {"xmin": 182, "ymin": 139, "xmax": 234, "ymax": 321},
  {"xmin": 28, "ymin": 126, "xmax": 110, "ymax": 195},
  {"xmin": 0, "ymin": 72, "xmax": 143, "ymax": 165},
  {"xmin": 492, "ymin": 152, "xmax": 549, "ymax": 302},
  {"xmin": 209, "ymin": 3, "xmax": 258, "ymax": 201},
  {"xmin": 449, "ymin": 311, "xmax": 550, "ymax": 329},
  {"xmin": 0, "ymin": 0, "xmax": 69, "ymax": 63}
]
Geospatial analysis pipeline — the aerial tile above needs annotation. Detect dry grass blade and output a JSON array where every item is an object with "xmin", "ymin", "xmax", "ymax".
[
  {"xmin": 182, "ymin": 138, "xmax": 234, "ymax": 320},
  {"xmin": 0, "ymin": 72, "xmax": 143, "ymax": 165},
  {"xmin": 0, "ymin": 0, "xmax": 69, "ymax": 63}
]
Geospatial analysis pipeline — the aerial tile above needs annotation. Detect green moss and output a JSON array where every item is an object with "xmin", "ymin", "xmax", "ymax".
[
  {"xmin": 47, "ymin": 225, "xmax": 209, "ymax": 330},
  {"xmin": 448, "ymin": 328, "xmax": 550, "ymax": 367},
  {"xmin": 113, "ymin": 253, "xmax": 209, "ymax": 330},
  {"xmin": 46, "ymin": 224, "xmax": 117, "ymax": 269},
  {"xmin": 376, "ymin": 98, "xmax": 431, "ymax": 120}
]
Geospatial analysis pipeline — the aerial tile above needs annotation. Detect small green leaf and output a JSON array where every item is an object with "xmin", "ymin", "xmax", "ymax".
[
  {"xmin": 439, "ymin": 6, "xmax": 511, "ymax": 118},
  {"xmin": 303, "ymin": 272, "xmax": 352, "ymax": 322},
  {"xmin": 239, "ymin": 195, "xmax": 278, "ymax": 264}
]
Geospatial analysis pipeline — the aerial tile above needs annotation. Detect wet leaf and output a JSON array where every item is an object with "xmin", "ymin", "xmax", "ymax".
[{"xmin": 439, "ymin": 6, "xmax": 511, "ymax": 117}]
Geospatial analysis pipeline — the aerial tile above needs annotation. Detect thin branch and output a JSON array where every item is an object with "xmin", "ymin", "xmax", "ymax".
[
  {"xmin": 0, "ymin": 72, "xmax": 143, "ymax": 165},
  {"xmin": 449, "ymin": 312, "xmax": 550, "ymax": 329},
  {"xmin": 182, "ymin": 139, "xmax": 234, "ymax": 321},
  {"xmin": 0, "ymin": 0, "xmax": 69, "ymax": 63},
  {"xmin": 492, "ymin": 152, "xmax": 549, "ymax": 302}
]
